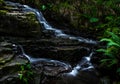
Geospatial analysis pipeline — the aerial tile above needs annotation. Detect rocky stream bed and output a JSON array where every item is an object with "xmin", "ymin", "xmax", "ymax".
[{"xmin": 0, "ymin": 1, "xmax": 110, "ymax": 84}]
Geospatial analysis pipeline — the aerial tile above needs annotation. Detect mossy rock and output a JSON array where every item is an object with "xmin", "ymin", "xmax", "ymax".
[
  {"xmin": 0, "ymin": 1, "xmax": 42, "ymax": 37},
  {"xmin": 0, "ymin": 10, "xmax": 8, "ymax": 14},
  {"xmin": 0, "ymin": 41, "xmax": 30, "ymax": 84}
]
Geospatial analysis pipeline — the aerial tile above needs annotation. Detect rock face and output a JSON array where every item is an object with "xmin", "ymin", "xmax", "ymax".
[
  {"xmin": 0, "ymin": 39, "xmax": 73, "ymax": 84},
  {"xmin": 0, "ymin": 1, "xmax": 42, "ymax": 37},
  {"xmin": 9, "ymin": 36, "xmax": 92, "ymax": 63},
  {"xmin": 0, "ymin": 41, "xmax": 29, "ymax": 84}
]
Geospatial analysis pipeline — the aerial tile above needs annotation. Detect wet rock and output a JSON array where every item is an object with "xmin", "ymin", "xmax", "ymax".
[
  {"xmin": 0, "ymin": 35, "xmax": 92, "ymax": 64},
  {"xmin": 14, "ymin": 37, "xmax": 91, "ymax": 64},
  {"xmin": 0, "ymin": 41, "xmax": 29, "ymax": 84},
  {"xmin": 60, "ymin": 71, "xmax": 101, "ymax": 84},
  {"xmin": 13, "ymin": 43, "xmax": 72, "ymax": 76},
  {"xmin": 31, "ymin": 59, "xmax": 72, "ymax": 77},
  {"xmin": 43, "ymin": 69, "xmax": 101, "ymax": 84},
  {"xmin": 0, "ymin": 29, "xmax": 99, "ymax": 84},
  {"xmin": 0, "ymin": 1, "xmax": 42, "ymax": 37}
]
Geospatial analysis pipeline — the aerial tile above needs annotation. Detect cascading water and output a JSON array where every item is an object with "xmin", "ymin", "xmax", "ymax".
[
  {"xmin": 4, "ymin": 1, "xmax": 101, "ymax": 84},
  {"xmin": 22, "ymin": 4, "xmax": 98, "ymax": 44},
  {"xmin": 12, "ymin": 43, "xmax": 72, "ymax": 77},
  {"xmin": 54, "ymin": 52, "xmax": 100, "ymax": 84},
  {"xmin": 20, "ymin": 4, "xmax": 98, "ymax": 78},
  {"xmin": 23, "ymin": 5, "xmax": 69, "ymax": 37},
  {"xmin": 20, "ymin": 3, "xmax": 98, "ymax": 78},
  {"xmin": 67, "ymin": 52, "xmax": 94, "ymax": 76}
]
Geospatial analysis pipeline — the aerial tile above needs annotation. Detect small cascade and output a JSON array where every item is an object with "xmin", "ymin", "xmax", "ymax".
[
  {"xmin": 4, "ymin": 1, "xmax": 98, "ymax": 44},
  {"xmin": 67, "ymin": 52, "xmax": 94, "ymax": 76},
  {"xmin": 12, "ymin": 44, "xmax": 72, "ymax": 76},
  {"xmin": 22, "ymin": 4, "xmax": 97, "ymax": 44},
  {"xmin": 13, "ymin": 44, "xmax": 37, "ymax": 63},
  {"xmin": 3, "ymin": 1, "xmax": 101, "ymax": 84}
]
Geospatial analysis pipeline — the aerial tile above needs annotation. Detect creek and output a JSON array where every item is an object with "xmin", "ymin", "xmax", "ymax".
[{"xmin": 1, "ymin": 1, "xmax": 105, "ymax": 84}]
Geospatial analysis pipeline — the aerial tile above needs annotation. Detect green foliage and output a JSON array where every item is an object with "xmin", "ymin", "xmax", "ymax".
[
  {"xmin": 97, "ymin": 31, "xmax": 120, "ymax": 75},
  {"xmin": 51, "ymin": 1, "xmax": 73, "ymax": 13},
  {"xmin": 44, "ymin": 0, "xmax": 120, "ymax": 32},
  {"xmin": 18, "ymin": 64, "xmax": 33, "ymax": 84},
  {"xmin": 90, "ymin": 17, "xmax": 99, "ymax": 23},
  {"xmin": 40, "ymin": 3, "xmax": 53, "ymax": 11},
  {"xmin": 41, "ymin": 5, "xmax": 47, "ymax": 11},
  {"xmin": 96, "ymin": 15, "xmax": 120, "ymax": 39},
  {"xmin": 16, "ymin": 0, "xmax": 120, "ymax": 32}
]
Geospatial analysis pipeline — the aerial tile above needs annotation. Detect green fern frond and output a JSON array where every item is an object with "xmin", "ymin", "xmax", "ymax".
[
  {"xmin": 100, "ymin": 59, "xmax": 111, "ymax": 66},
  {"xmin": 107, "ymin": 31, "xmax": 120, "ymax": 45},
  {"xmin": 100, "ymin": 58, "xmax": 118, "ymax": 67},
  {"xmin": 100, "ymin": 38, "xmax": 120, "ymax": 47},
  {"xmin": 100, "ymin": 38, "xmax": 112, "ymax": 42},
  {"xmin": 96, "ymin": 49, "xmax": 106, "ymax": 52},
  {"xmin": 108, "ymin": 59, "xmax": 118, "ymax": 67},
  {"xmin": 100, "ymin": 59, "xmax": 111, "ymax": 62},
  {"xmin": 107, "ymin": 41, "xmax": 120, "ymax": 47}
]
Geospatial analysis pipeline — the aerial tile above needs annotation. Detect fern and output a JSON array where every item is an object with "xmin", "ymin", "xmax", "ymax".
[
  {"xmin": 97, "ymin": 31, "xmax": 120, "ymax": 75},
  {"xmin": 107, "ymin": 31, "xmax": 120, "ymax": 45},
  {"xmin": 100, "ymin": 38, "xmax": 120, "ymax": 47}
]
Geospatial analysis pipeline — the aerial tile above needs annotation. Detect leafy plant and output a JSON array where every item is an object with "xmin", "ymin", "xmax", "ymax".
[
  {"xmin": 89, "ymin": 17, "xmax": 99, "ymax": 23},
  {"xmin": 41, "ymin": 5, "xmax": 47, "ymax": 11},
  {"xmin": 18, "ymin": 64, "xmax": 33, "ymax": 84},
  {"xmin": 97, "ymin": 31, "xmax": 120, "ymax": 75}
]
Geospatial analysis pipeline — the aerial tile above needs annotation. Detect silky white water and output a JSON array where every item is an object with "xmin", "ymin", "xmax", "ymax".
[
  {"xmin": 23, "ymin": 5, "xmax": 97, "ymax": 44},
  {"xmin": 67, "ymin": 52, "xmax": 94, "ymax": 76}
]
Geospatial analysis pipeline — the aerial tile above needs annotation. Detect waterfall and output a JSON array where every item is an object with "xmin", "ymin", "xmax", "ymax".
[
  {"xmin": 12, "ymin": 43, "xmax": 72, "ymax": 75},
  {"xmin": 22, "ymin": 5, "xmax": 98, "ymax": 44},
  {"xmin": 6, "ymin": 0, "xmax": 97, "ymax": 75},
  {"xmin": 3, "ymin": 1, "xmax": 102, "ymax": 83},
  {"xmin": 67, "ymin": 52, "xmax": 94, "ymax": 76},
  {"xmin": 12, "ymin": 44, "xmax": 37, "ymax": 62}
]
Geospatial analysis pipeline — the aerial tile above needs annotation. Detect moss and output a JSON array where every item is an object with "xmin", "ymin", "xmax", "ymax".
[
  {"xmin": 0, "ymin": 10, "xmax": 41, "ymax": 37},
  {"xmin": 0, "ymin": 10, "xmax": 8, "ymax": 15},
  {"xmin": 25, "ymin": 12, "xmax": 41, "ymax": 35},
  {"xmin": 3, "ymin": 5, "xmax": 16, "ymax": 10},
  {"xmin": 25, "ymin": 12, "xmax": 37, "ymax": 24}
]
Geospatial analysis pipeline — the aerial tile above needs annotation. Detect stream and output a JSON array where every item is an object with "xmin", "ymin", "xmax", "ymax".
[
  {"xmin": 2, "ymin": 1, "xmax": 103, "ymax": 84},
  {"xmin": 23, "ymin": 4, "xmax": 98, "ymax": 45}
]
